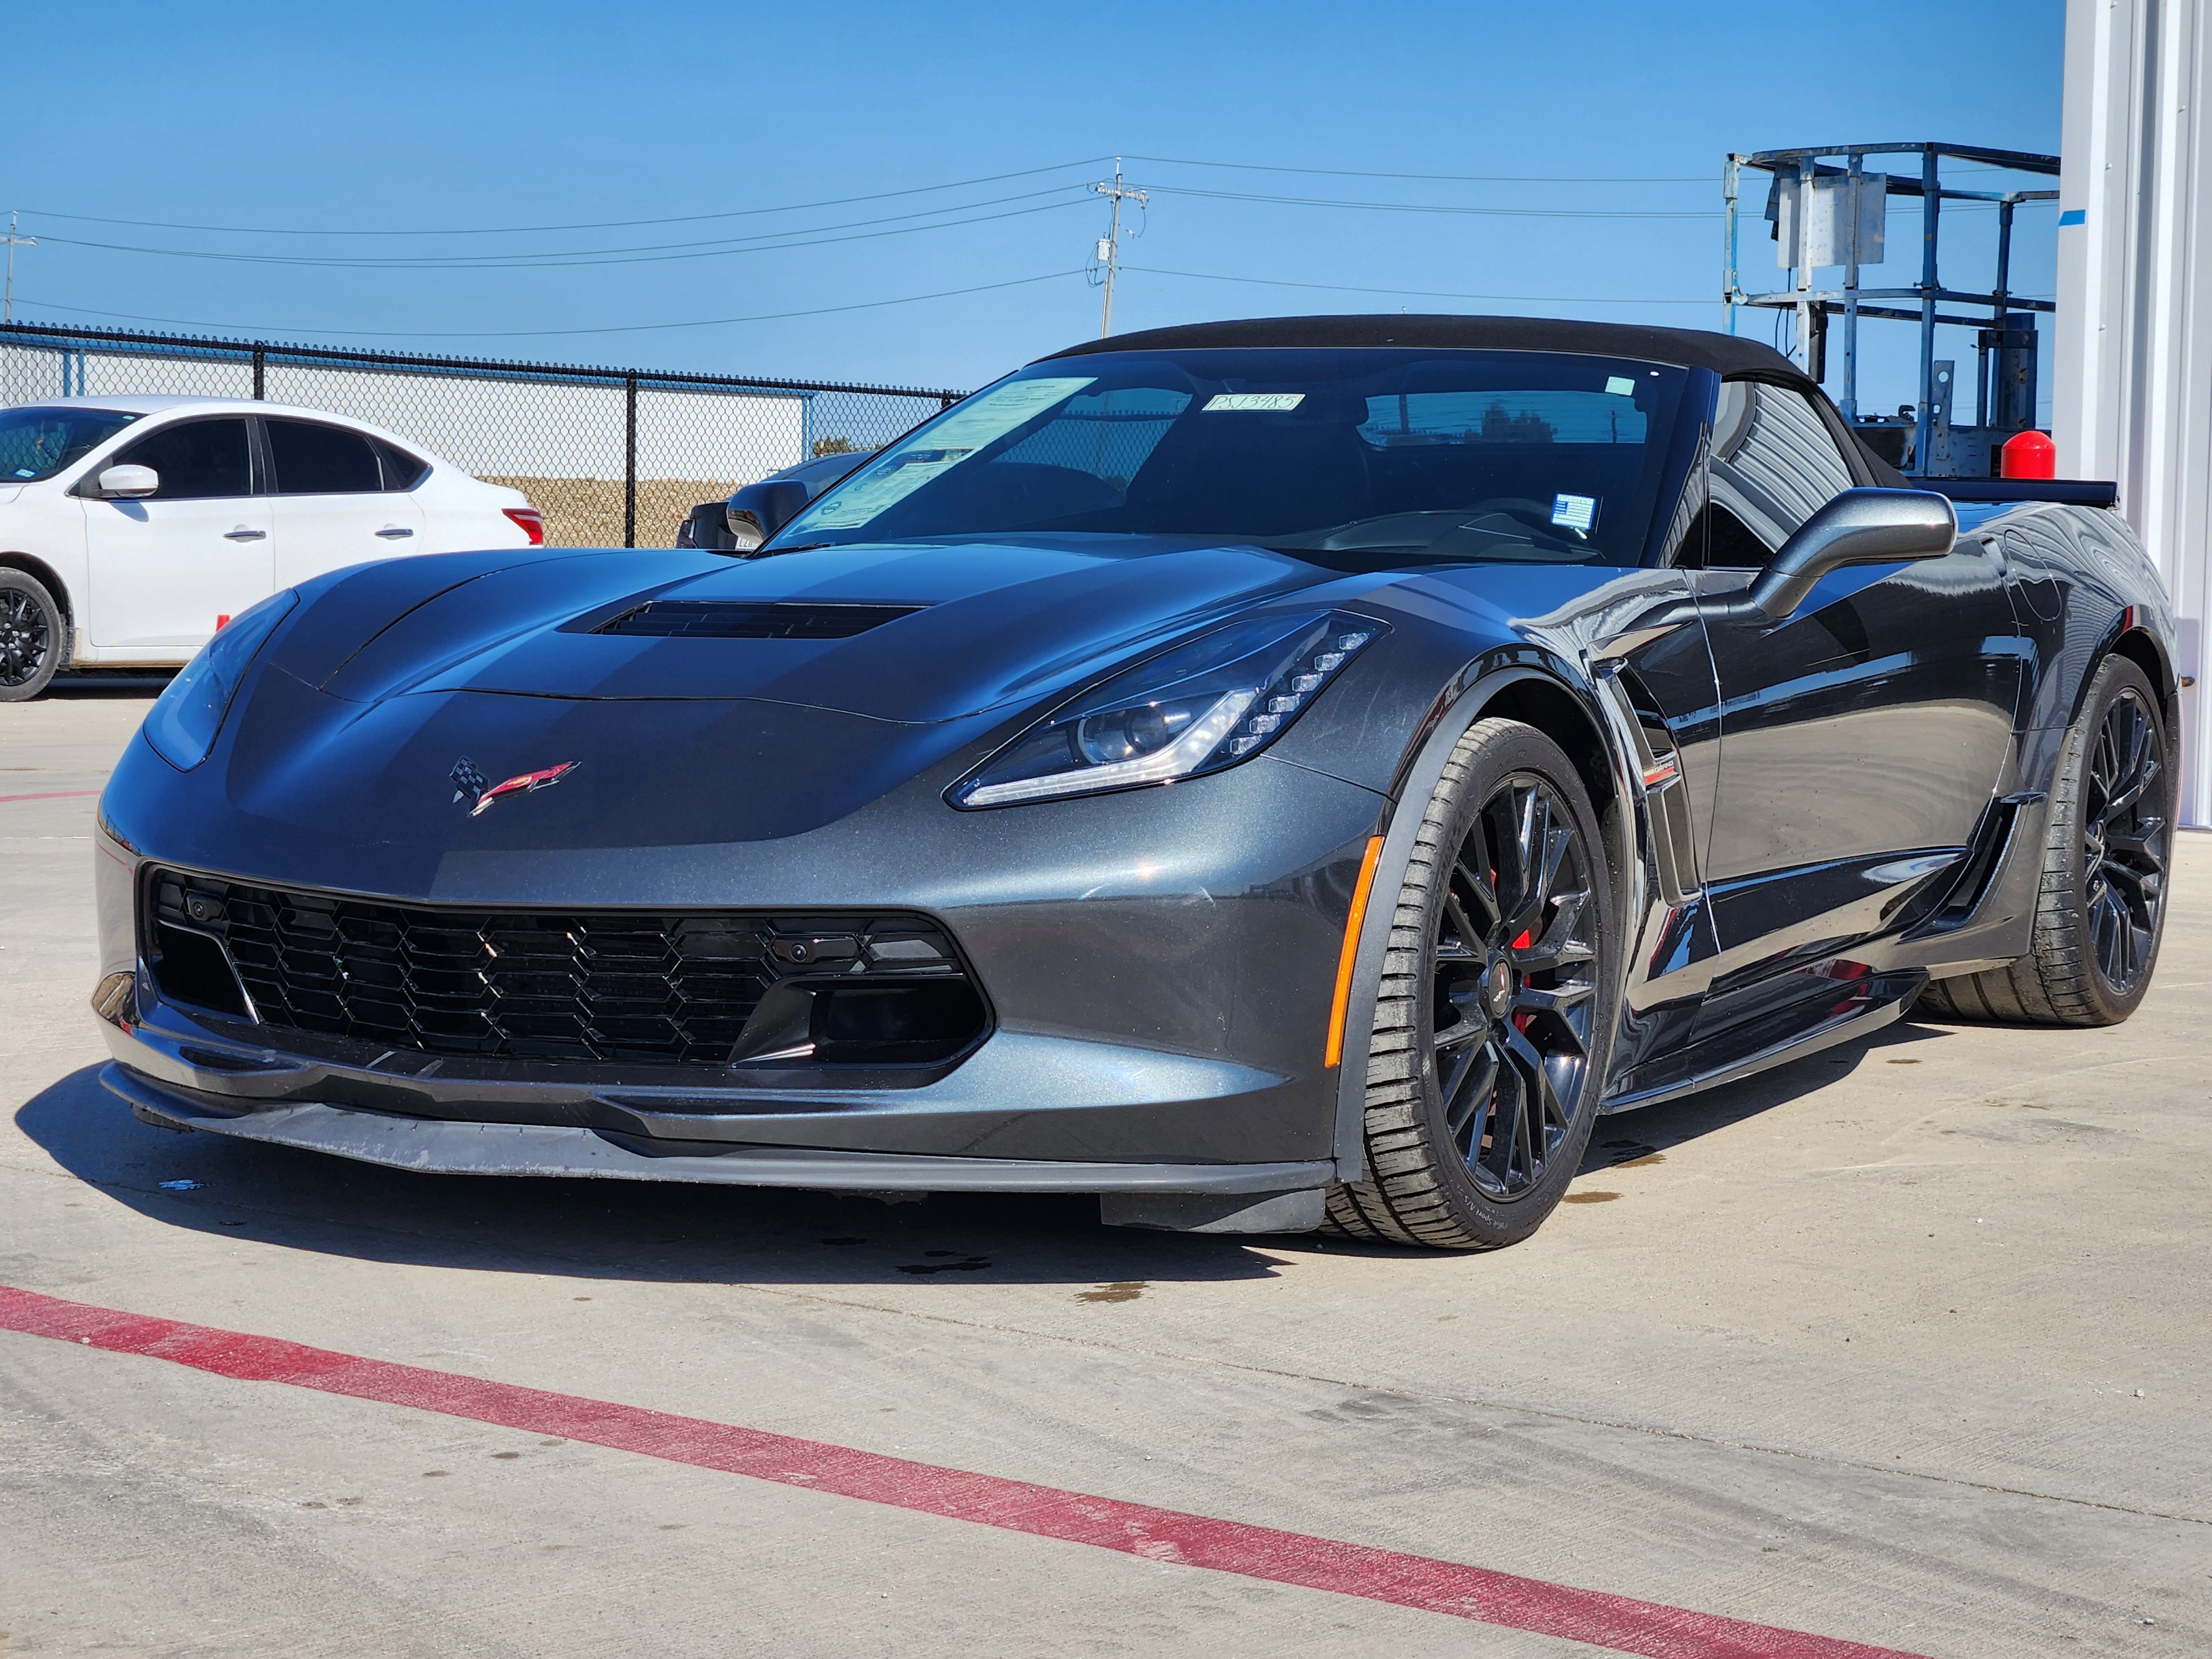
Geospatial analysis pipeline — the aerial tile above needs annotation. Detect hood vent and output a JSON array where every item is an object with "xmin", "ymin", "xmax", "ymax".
[{"xmin": 594, "ymin": 599, "xmax": 926, "ymax": 639}]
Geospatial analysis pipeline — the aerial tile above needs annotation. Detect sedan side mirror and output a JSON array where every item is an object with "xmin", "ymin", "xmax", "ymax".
[
  {"xmin": 97, "ymin": 464, "xmax": 160, "ymax": 499},
  {"xmin": 724, "ymin": 477, "xmax": 813, "ymax": 553},
  {"xmin": 1723, "ymin": 488, "xmax": 1957, "ymax": 623}
]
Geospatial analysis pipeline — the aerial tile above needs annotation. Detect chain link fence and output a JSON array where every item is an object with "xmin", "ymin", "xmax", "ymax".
[{"xmin": 0, "ymin": 321, "xmax": 962, "ymax": 548}]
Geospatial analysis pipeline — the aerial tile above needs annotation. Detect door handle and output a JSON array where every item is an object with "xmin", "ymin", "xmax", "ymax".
[
  {"xmin": 224, "ymin": 526, "xmax": 267, "ymax": 541},
  {"xmin": 375, "ymin": 525, "xmax": 415, "ymax": 539}
]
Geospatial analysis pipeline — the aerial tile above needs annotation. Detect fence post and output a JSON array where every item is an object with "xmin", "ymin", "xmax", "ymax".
[
  {"xmin": 623, "ymin": 374, "xmax": 638, "ymax": 549},
  {"xmin": 252, "ymin": 343, "xmax": 265, "ymax": 400}
]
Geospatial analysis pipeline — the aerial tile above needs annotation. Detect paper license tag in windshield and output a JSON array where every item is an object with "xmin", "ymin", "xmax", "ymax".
[
  {"xmin": 1203, "ymin": 393, "xmax": 1305, "ymax": 412},
  {"xmin": 803, "ymin": 377, "xmax": 1096, "ymax": 529}
]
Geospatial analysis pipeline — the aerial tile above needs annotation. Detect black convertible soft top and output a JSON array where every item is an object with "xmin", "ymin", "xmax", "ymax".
[{"xmin": 1043, "ymin": 314, "xmax": 1813, "ymax": 388}]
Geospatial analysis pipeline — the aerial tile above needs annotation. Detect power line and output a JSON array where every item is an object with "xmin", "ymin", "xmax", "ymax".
[
  {"xmin": 36, "ymin": 196, "xmax": 1097, "ymax": 272},
  {"xmin": 15, "ymin": 153, "xmax": 1721, "ymax": 247},
  {"xmin": 1125, "ymin": 153, "xmax": 1712, "ymax": 184},
  {"xmin": 1124, "ymin": 265, "xmax": 1712, "ymax": 306},
  {"xmin": 16, "ymin": 159, "xmax": 1116, "ymax": 238},
  {"xmin": 11, "ymin": 268, "xmax": 1087, "ymax": 340},
  {"xmin": 1145, "ymin": 185, "xmax": 1718, "ymax": 220}
]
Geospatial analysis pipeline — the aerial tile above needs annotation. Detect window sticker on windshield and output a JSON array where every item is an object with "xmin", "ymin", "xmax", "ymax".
[
  {"xmin": 1604, "ymin": 376, "xmax": 1637, "ymax": 397},
  {"xmin": 1551, "ymin": 493, "xmax": 1598, "ymax": 531},
  {"xmin": 801, "ymin": 377, "xmax": 1097, "ymax": 529},
  {"xmin": 1203, "ymin": 393, "xmax": 1305, "ymax": 412}
]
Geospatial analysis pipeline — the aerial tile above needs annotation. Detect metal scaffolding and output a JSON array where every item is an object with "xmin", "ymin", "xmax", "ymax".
[{"xmin": 1724, "ymin": 142, "xmax": 2058, "ymax": 477}]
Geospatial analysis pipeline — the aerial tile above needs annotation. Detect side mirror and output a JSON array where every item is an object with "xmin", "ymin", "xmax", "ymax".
[
  {"xmin": 724, "ymin": 477, "xmax": 812, "ymax": 553},
  {"xmin": 1727, "ymin": 488, "xmax": 1955, "ymax": 622},
  {"xmin": 97, "ymin": 464, "xmax": 160, "ymax": 499}
]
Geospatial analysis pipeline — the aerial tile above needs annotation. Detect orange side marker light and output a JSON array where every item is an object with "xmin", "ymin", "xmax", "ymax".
[{"xmin": 1323, "ymin": 835, "xmax": 1387, "ymax": 1069}]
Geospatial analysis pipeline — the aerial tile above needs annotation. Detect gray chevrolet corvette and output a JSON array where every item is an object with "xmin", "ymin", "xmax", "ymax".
[{"xmin": 91, "ymin": 316, "xmax": 2178, "ymax": 1249}]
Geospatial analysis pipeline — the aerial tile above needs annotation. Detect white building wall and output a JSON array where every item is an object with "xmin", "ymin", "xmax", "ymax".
[{"xmin": 2055, "ymin": 0, "xmax": 2212, "ymax": 825}]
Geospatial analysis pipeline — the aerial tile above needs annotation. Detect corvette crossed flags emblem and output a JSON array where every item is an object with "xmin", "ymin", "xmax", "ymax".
[{"xmin": 450, "ymin": 756, "xmax": 580, "ymax": 817}]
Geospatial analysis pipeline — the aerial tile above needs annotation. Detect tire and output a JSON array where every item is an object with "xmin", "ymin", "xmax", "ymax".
[
  {"xmin": 1324, "ymin": 718, "xmax": 1617, "ymax": 1250},
  {"xmin": 1920, "ymin": 654, "xmax": 2172, "ymax": 1026},
  {"xmin": 0, "ymin": 568, "xmax": 64, "ymax": 702}
]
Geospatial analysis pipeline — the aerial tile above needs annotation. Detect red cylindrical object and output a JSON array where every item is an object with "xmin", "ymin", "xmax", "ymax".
[{"xmin": 2001, "ymin": 429, "xmax": 2057, "ymax": 480}]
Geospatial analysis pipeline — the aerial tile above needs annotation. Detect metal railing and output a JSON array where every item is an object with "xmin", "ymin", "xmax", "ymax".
[{"xmin": 0, "ymin": 321, "xmax": 964, "ymax": 548}]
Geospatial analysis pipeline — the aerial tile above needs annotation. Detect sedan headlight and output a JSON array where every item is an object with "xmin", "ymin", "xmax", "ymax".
[
  {"xmin": 143, "ymin": 589, "xmax": 298, "ymax": 771},
  {"xmin": 951, "ymin": 610, "xmax": 1384, "ymax": 808}
]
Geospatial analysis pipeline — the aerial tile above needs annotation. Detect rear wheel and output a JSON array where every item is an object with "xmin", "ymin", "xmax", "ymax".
[
  {"xmin": 1325, "ymin": 718, "xmax": 1615, "ymax": 1250},
  {"xmin": 1921, "ymin": 655, "xmax": 2171, "ymax": 1026},
  {"xmin": 0, "ymin": 569, "xmax": 63, "ymax": 702}
]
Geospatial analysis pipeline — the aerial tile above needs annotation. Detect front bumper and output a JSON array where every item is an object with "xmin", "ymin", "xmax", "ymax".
[{"xmin": 93, "ymin": 740, "xmax": 1386, "ymax": 1202}]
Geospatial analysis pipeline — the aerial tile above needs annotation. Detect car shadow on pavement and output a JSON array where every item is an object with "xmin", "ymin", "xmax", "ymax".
[
  {"xmin": 45, "ymin": 672, "xmax": 174, "ymax": 698},
  {"xmin": 17, "ymin": 1021, "xmax": 1957, "ymax": 1285},
  {"xmin": 1574, "ymin": 1015, "xmax": 1954, "ymax": 1173},
  {"xmin": 14, "ymin": 1065, "xmax": 1303, "ymax": 1288}
]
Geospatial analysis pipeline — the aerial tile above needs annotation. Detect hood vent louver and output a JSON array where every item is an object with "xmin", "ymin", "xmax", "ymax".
[{"xmin": 594, "ymin": 600, "xmax": 926, "ymax": 640}]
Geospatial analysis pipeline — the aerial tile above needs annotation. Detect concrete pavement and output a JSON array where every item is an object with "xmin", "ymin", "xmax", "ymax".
[{"xmin": 2, "ymin": 687, "xmax": 2205, "ymax": 1657}]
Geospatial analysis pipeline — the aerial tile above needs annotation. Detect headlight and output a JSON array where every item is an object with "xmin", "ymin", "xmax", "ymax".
[
  {"xmin": 142, "ymin": 589, "xmax": 299, "ymax": 771},
  {"xmin": 950, "ymin": 610, "xmax": 1384, "ymax": 808}
]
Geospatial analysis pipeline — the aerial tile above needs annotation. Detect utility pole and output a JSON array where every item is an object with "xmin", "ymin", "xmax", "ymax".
[
  {"xmin": 3, "ymin": 211, "xmax": 35, "ymax": 324},
  {"xmin": 1091, "ymin": 159, "xmax": 1147, "ymax": 338}
]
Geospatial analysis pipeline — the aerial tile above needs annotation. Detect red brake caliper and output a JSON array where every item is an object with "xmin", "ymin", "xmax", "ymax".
[{"xmin": 1510, "ymin": 927, "xmax": 1533, "ymax": 1031}]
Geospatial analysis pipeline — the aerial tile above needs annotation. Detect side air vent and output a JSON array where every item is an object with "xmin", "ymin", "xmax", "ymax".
[{"xmin": 594, "ymin": 600, "xmax": 925, "ymax": 639}]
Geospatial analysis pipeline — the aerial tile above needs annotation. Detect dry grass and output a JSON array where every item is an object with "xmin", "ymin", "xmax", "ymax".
[{"xmin": 484, "ymin": 476, "xmax": 738, "ymax": 549}]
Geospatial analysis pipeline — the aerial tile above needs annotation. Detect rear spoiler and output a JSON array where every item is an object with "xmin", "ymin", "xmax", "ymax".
[{"xmin": 1917, "ymin": 478, "xmax": 2120, "ymax": 509}]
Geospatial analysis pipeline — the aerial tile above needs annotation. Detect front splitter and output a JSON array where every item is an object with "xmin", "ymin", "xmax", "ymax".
[{"xmin": 104, "ymin": 1063, "xmax": 1334, "ymax": 1198}]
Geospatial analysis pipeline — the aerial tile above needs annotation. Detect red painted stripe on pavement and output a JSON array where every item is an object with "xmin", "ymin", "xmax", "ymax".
[
  {"xmin": 0, "ymin": 789, "xmax": 102, "ymax": 804},
  {"xmin": 0, "ymin": 1285, "xmax": 1931, "ymax": 1659}
]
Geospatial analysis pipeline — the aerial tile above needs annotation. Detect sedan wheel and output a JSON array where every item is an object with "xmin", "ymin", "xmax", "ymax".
[
  {"xmin": 1327, "ymin": 717, "xmax": 1614, "ymax": 1249},
  {"xmin": 0, "ymin": 571, "xmax": 63, "ymax": 702}
]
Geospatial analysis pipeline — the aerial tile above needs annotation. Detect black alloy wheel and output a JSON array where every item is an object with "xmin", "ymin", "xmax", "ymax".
[
  {"xmin": 1327, "ymin": 717, "xmax": 1615, "ymax": 1250},
  {"xmin": 1430, "ymin": 773, "xmax": 1599, "ymax": 1200},
  {"xmin": 0, "ymin": 570, "xmax": 62, "ymax": 702},
  {"xmin": 1918, "ymin": 654, "xmax": 2171, "ymax": 1026},
  {"xmin": 2080, "ymin": 682, "xmax": 2168, "ymax": 995}
]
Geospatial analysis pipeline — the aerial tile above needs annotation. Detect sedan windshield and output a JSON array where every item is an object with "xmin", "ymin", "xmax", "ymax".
[
  {"xmin": 0, "ymin": 406, "xmax": 142, "ymax": 483},
  {"xmin": 772, "ymin": 348, "xmax": 1691, "ymax": 566}
]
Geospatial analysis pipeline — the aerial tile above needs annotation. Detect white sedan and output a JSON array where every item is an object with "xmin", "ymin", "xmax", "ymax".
[{"xmin": 0, "ymin": 395, "xmax": 545, "ymax": 700}]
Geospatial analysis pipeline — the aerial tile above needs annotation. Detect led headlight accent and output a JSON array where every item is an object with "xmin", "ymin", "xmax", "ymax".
[
  {"xmin": 952, "ymin": 610, "xmax": 1384, "ymax": 808},
  {"xmin": 143, "ymin": 588, "xmax": 299, "ymax": 771}
]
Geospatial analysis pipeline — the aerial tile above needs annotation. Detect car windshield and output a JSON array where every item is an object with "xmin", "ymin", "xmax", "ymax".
[
  {"xmin": 770, "ymin": 348, "xmax": 1692, "ymax": 566},
  {"xmin": 0, "ymin": 406, "xmax": 142, "ymax": 483}
]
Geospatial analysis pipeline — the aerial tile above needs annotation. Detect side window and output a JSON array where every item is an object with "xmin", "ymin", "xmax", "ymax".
[
  {"xmin": 112, "ymin": 418, "xmax": 252, "ymax": 500},
  {"xmin": 1707, "ymin": 380, "xmax": 1855, "ymax": 555},
  {"xmin": 375, "ymin": 439, "xmax": 430, "ymax": 491},
  {"xmin": 267, "ymin": 419, "xmax": 382, "ymax": 494},
  {"xmin": 1674, "ymin": 500, "xmax": 1776, "ymax": 570}
]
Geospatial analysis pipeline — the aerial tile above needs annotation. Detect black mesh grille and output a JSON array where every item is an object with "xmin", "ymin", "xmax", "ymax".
[
  {"xmin": 594, "ymin": 600, "xmax": 924, "ymax": 639},
  {"xmin": 146, "ymin": 869, "xmax": 979, "ymax": 1068}
]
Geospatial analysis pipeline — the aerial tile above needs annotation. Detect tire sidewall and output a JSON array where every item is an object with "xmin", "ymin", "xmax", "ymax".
[
  {"xmin": 1407, "ymin": 721, "xmax": 1619, "ymax": 1244},
  {"xmin": 0, "ymin": 570, "xmax": 63, "ymax": 702},
  {"xmin": 2058, "ymin": 657, "xmax": 2168, "ymax": 1021}
]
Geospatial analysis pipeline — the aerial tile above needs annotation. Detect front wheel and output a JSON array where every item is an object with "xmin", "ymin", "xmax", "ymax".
[
  {"xmin": 1325, "ymin": 718, "xmax": 1616, "ymax": 1250},
  {"xmin": 0, "ymin": 569, "xmax": 64, "ymax": 702}
]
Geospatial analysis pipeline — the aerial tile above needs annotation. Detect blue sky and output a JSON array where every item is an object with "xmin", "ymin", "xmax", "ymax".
[{"xmin": 4, "ymin": 0, "xmax": 2063, "ymax": 410}]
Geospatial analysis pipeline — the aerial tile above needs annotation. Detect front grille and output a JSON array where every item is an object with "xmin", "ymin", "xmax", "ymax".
[
  {"xmin": 145, "ymin": 869, "xmax": 984, "ymax": 1069},
  {"xmin": 593, "ymin": 600, "xmax": 925, "ymax": 639}
]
